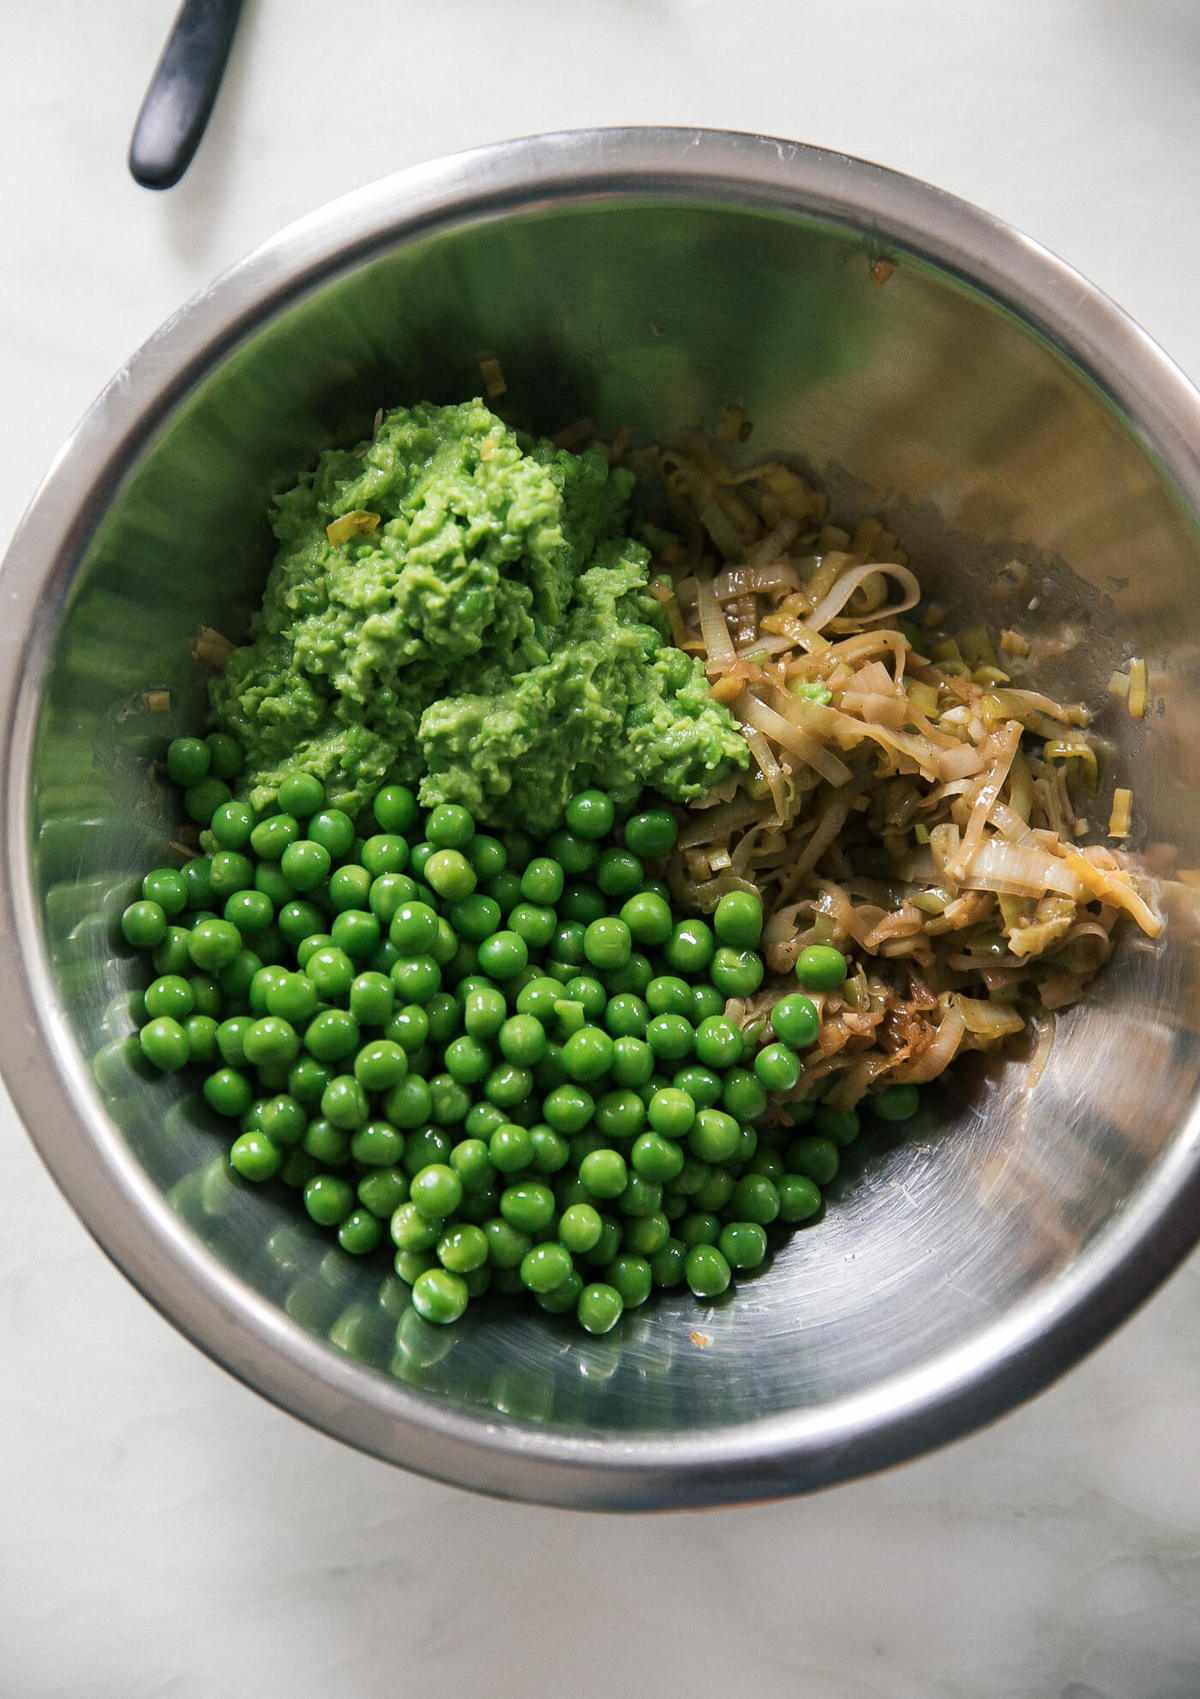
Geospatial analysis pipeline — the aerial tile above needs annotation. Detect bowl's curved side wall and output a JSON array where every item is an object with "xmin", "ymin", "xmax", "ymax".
[{"xmin": 3, "ymin": 131, "xmax": 1200, "ymax": 1507}]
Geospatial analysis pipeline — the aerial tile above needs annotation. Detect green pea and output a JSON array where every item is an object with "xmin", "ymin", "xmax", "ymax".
[
  {"xmin": 306, "ymin": 809, "xmax": 355, "ymax": 857},
  {"xmin": 498, "ymin": 1014, "xmax": 547, "ymax": 1067},
  {"xmin": 483, "ymin": 1062, "xmax": 533, "ymax": 1109},
  {"xmin": 785, "ymin": 1134, "xmax": 837, "ymax": 1185},
  {"xmin": 229, "ymin": 1128, "xmax": 282, "ymax": 1183},
  {"xmin": 411, "ymin": 1267, "xmax": 470, "ymax": 1324},
  {"xmin": 319, "ymin": 1073, "xmax": 367, "ymax": 1128},
  {"xmin": 183, "ymin": 1014, "xmax": 219, "ymax": 1064},
  {"xmin": 664, "ymin": 918, "xmax": 715, "ymax": 976},
  {"xmin": 561, "ymin": 883, "xmax": 607, "ymax": 926},
  {"xmin": 555, "ymin": 1202, "xmax": 601, "ymax": 1254},
  {"xmin": 378, "ymin": 1081, "xmax": 430, "ymax": 1142},
  {"xmin": 402, "ymin": 1131, "xmax": 454, "ymax": 1186},
  {"xmin": 209, "ymin": 801, "xmax": 255, "ymax": 849},
  {"xmin": 183, "ymin": 776, "xmax": 232, "ymax": 823},
  {"xmin": 870, "ymin": 1083, "xmax": 921, "ymax": 1121},
  {"xmin": 347, "ymin": 970, "xmax": 393, "ymax": 1027},
  {"xmin": 770, "ymin": 994, "xmax": 820, "ymax": 1050},
  {"xmin": 622, "ymin": 809, "xmax": 677, "ymax": 857},
  {"xmin": 358, "ymin": 1166, "xmax": 410, "ymax": 1218},
  {"xmin": 354, "ymin": 1039, "xmax": 409, "ymax": 1091},
  {"xmin": 565, "ymin": 790, "xmax": 614, "ymax": 840},
  {"xmin": 373, "ymin": 785, "xmax": 419, "ymax": 834},
  {"xmin": 561, "ymin": 1025, "xmax": 614, "ymax": 1083},
  {"xmin": 576, "ymin": 1283, "xmax": 623, "ymax": 1334},
  {"xmin": 579, "ymin": 1148, "xmax": 627, "ymax": 1200},
  {"xmin": 203, "ymin": 1067, "xmax": 253, "ymax": 1118},
  {"xmin": 731, "ymin": 1174, "xmax": 780, "ymax": 1225},
  {"xmin": 302, "ymin": 1117, "xmax": 353, "ymax": 1167},
  {"xmin": 719, "ymin": 1220, "xmax": 769, "ymax": 1270},
  {"xmin": 280, "ymin": 839, "xmax": 332, "ymax": 892},
  {"xmin": 442, "ymin": 1034, "xmax": 492, "ymax": 1086},
  {"xmin": 610, "ymin": 1036, "xmax": 653, "ymax": 1089},
  {"xmin": 448, "ymin": 893, "xmax": 502, "ymax": 942},
  {"xmin": 141, "ymin": 867, "xmax": 188, "ymax": 916},
  {"xmin": 499, "ymin": 1180, "xmax": 555, "ymax": 1233},
  {"xmin": 622, "ymin": 1212, "xmax": 671, "ymax": 1257},
  {"xmin": 710, "ymin": 945, "xmax": 765, "ymax": 999},
  {"xmin": 596, "ymin": 848, "xmax": 644, "ymax": 899},
  {"xmin": 391, "ymin": 1199, "xmax": 442, "ymax": 1252},
  {"xmin": 607, "ymin": 1254, "xmax": 652, "ymax": 1308},
  {"xmin": 583, "ymin": 916, "xmax": 632, "ymax": 972},
  {"xmin": 437, "ymin": 1223, "xmax": 489, "ymax": 1275},
  {"xmin": 165, "ymin": 736, "xmax": 210, "ymax": 787},
  {"xmin": 249, "ymin": 813, "xmax": 300, "ymax": 861},
  {"xmin": 646, "ymin": 1014, "xmax": 693, "ymax": 1062},
  {"xmin": 647, "ymin": 1086, "xmax": 695, "ymax": 1139},
  {"xmin": 275, "ymin": 771, "xmax": 325, "ymax": 817},
  {"xmin": 424, "ymin": 848, "xmax": 476, "ymax": 902},
  {"xmin": 754, "ymin": 1042, "xmax": 802, "ymax": 1093},
  {"xmin": 688, "ymin": 1107, "xmax": 741, "ymax": 1163},
  {"xmin": 347, "ymin": 1116, "xmax": 403, "ymax": 1168},
  {"xmin": 390, "ymin": 956, "xmax": 441, "ymax": 1003},
  {"xmin": 646, "ymin": 976, "xmax": 693, "ymax": 1018},
  {"xmin": 718, "ymin": 1068, "xmax": 764, "ymax": 1122},
  {"xmin": 330, "ymin": 908, "xmax": 380, "ymax": 961},
  {"xmin": 584, "ymin": 1216, "xmax": 623, "ymax": 1268},
  {"xmin": 529, "ymin": 1123, "xmax": 570, "ymax": 1174},
  {"xmin": 476, "ymin": 930, "xmax": 528, "ymax": 981},
  {"xmin": 814, "ymin": 1104, "xmax": 860, "ymax": 1147},
  {"xmin": 669, "ymin": 1060, "xmax": 713, "ymax": 1114},
  {"xmin": 713, "ymin": 890, "xmax": 764, "ymax": 948},
  {"xmin": 517, "ymin": 856, "xmax": 562, "ymax": 906},
  {"xmin": 673, "ymin": 1209, "xmax": 720, "ymax": 1250},
  {"xmin": 545, "ymin": 829, "xmax": 598, "ymax": 876},
  {"xmin": 630, "ymin": 1130, "xmax": 685, "ymax": 1182},
  {"xmin": 795, "ymin": 944, "xmax": 849, "ymax": 991},
  {"xmin": 144, "ymin": 974, "xmax": 195, "ymax": 1021},
  {"xmin": 149, "ymin": 924, "xmax": 191, "ymax": 975},
  {"xmin": 483, "ymin": 1216, "xmax": 532, "ymax": 1269},
  {"xmin": 693, "ymin": 1015, "xmax": 744, "ymax": 1070},
  {"xmin": 650, "ymin": 1237, "xmax": 688, "ymax": 1288},
  {"xmin": 304, "ymin": 1008, "xmax": 360, "ymax": 1063},
  {"xmin": 204, "ymin": 733, "xmax": 243, "ymax": 781},
  {"xmin": 690, "ymin": 984, "xmax": 725, "ymax": 1025},
  {"xmin": 139, "ymin": 1016, "xmax": 190, "ymax": 1071},
  {"xmin": 549, "ymin": 920, "xmax": 587, "ymax": 966},
  {"xmin": 594, "ymin": 1089, "xmax": 645, "ymax": 1141},
  {"xmin": 425, "ymin": 803, "xmax": 475, "ymax": 849},
  {"xmin": 338, "ymin": 1209, "xmax": 384, "ymax": 1256},
  {"xmin": 520, "ymin": 1242, "xmax": 574, "ymax": 1294},
  {"xmin": 410, "ymin": 1162, "xmax": 464, "ymax": 1220},
  {"xmin": 303, "ymin": 946, "xmax": 355, "ymax": 1000},
  {"xmin": 465, "ymin": 833, "xmax": 507, "ymax": 880},
  {"xmin": 387, "ymin": 1004, "xmax": 430, "ymax": 1053},
  {"xmin": 185, "ymin": 918, "xmax": 241, "ymax": 971},
  {"xmin": 778, "ymin": 1173, "xmax": 823, "ymax": 1223},
  {"xmin": 450, "ymin": 1136, "xmax": 496, "ymax": 1191},
  {"xmin": 685, "ymin": 1243, "xmax": 732, "ymax": 1297}
]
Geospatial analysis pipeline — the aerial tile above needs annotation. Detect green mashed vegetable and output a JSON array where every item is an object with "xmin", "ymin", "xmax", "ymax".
[{"xmin": 212, "ymin": 400, "xmax": 747, "ymax": 832}]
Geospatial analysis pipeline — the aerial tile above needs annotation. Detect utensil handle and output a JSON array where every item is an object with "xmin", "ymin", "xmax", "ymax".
[{"xmin": 128, "ymin": 0, "xmax": 245, "ymax": 189}]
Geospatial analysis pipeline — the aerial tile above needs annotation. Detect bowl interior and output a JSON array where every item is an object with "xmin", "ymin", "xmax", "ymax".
[{"xmin": 18, "ymin": 157, "xmax": 1200, "ymax": 1503}]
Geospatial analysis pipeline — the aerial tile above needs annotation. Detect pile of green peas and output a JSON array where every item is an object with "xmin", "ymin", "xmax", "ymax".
[{"xmin": 121, "ymin": 731, "xmax": 921, "ymax": 1336}]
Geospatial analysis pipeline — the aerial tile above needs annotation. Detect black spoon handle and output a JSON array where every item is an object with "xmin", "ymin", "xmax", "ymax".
[{"xmin": 129, "ymin": 0, "xmax": 245, "ymax": 189}]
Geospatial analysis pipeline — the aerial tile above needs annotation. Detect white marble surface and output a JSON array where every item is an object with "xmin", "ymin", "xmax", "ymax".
[{"xmin": 3, "ymin": 4, "xmax": 1200, "ymax": 1696}]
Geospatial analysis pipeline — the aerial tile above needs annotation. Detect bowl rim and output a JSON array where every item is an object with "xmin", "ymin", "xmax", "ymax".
[{"xmin": 3, "ymin": 125, "xmax": 1200, "ymax": 1511}]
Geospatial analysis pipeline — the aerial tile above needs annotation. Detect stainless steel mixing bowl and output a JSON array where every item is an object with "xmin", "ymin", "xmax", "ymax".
[{"xmin": 3, "ymin": 129, "xmax": 1199, "ymax": 1511}]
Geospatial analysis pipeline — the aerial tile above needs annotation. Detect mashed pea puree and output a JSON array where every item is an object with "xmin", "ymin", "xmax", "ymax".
[{"xmin": 212, "ymin": 400, "xmax": 747, "ymax": 831}]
